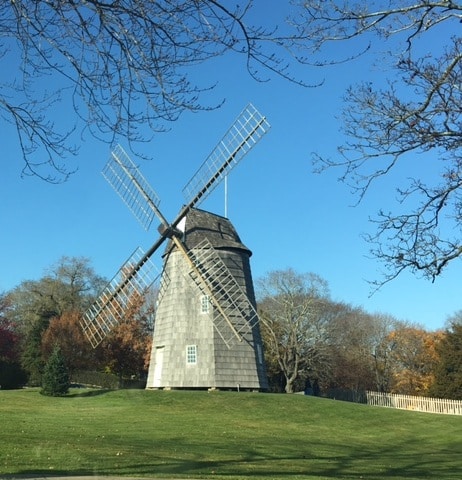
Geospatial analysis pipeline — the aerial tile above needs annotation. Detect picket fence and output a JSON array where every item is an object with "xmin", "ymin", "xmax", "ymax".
[{"xmin": 365, "ymin": 391, "xmax": 462, "ymax": 416}]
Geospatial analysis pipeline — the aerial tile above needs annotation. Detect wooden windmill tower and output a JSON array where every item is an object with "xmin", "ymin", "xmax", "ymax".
[{"xmin": 81, "ymin": 104, "xmax": 269, "ymax": 391}]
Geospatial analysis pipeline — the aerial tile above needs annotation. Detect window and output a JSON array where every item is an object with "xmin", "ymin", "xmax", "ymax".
[
  {"xmin": 256, "ymin": 344, "xmax": 263, "ymax": 365},
  {"xmin": 186, "ymin": 345, "xmax": 197, "ymax": 365},
  {"xmin": 200, "ymin": 295, "xmax": 210, "ymax": 314}
]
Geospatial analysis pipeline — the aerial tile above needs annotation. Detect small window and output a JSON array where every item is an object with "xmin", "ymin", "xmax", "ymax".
[
  {"xmin": 256, "ymin": 344, "xmax": 263, "ymax": 365},
  {"xmin": 186, "ymin": 345, "xmax": 197, "ymax": 365},
  {"xmin": 200, "ymin": 295, "xmax": 210, "ymax": 314}
]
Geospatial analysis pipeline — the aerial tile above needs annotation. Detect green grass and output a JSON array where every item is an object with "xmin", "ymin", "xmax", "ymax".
[{"xmin": 1, "ymin": 388, "xmax": 461, "ymax": 479}]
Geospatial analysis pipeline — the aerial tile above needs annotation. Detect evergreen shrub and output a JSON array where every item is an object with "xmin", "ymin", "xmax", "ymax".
[{"xmin": 41, "ymin": 346, "xmax": 70, "ymax": 396}]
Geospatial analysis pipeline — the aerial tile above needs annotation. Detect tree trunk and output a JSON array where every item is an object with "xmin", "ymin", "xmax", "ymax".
[{"xmin": 285, "ymin": 376, "xmax": 294, "ymax": 393}]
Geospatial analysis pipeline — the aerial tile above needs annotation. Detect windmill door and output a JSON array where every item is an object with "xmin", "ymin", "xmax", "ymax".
[{"xmin": 153, "ymin": 346, "xmax": 164, "ymax": 387}]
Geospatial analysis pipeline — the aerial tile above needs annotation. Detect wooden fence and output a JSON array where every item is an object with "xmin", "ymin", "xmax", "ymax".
[{"xmin": 366, "ymin": 391, "xmax": 462, "ymax": 416}]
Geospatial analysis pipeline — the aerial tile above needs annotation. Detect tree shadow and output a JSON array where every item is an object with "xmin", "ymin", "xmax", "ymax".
[
  {"xmin": 66, "ymin": 388, "xmax": 113, "ymax": 398},
  {"xmin": 10, "ymin": 435, "xmax": 462, "ymax": 479}
]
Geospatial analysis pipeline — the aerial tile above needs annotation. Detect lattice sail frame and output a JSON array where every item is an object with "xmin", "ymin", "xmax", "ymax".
[
  {"xmin": 182, "ymin": 103, "xmax": 270, "ymax": 207},
  {"xmin": 81, "ymin": 248, "xmax": 159, "ymax": 348},
  {"xmin": 186, "ymin": 238, "xmax": 259, "ymax": 348},
  {"xmin": 103, "ymin": 144, "xmax": 161, "ymax": 231}
]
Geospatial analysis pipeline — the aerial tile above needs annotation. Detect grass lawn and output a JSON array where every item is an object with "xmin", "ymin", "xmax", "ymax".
[{"xmin": 0, "ymin": 388, "xmax": 461, "ymax": 479}]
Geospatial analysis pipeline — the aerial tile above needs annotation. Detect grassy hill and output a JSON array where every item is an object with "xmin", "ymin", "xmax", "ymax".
[{"xmin": 1, "ymin": 388, "xmax": 461, "ymax": 479}]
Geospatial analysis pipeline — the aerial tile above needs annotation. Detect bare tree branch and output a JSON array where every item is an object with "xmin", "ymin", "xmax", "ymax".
[
  {"xmin": 293, "ymin": 1, "xmax": 462, "ymax": 58},
  {"xmin": 295, "ymin": 1, "xmax": 462, "ymax": 286},
  {"xmin": 0, "ymin": 1, "xmax": 308, "ymax": 181}
]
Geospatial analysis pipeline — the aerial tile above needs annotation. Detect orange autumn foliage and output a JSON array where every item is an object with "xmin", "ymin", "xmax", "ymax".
[{"xmin": 386, "ymin": 327, "xmax": 443, "ymax": 396}]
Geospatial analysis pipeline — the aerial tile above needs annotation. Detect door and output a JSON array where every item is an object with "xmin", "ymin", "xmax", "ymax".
[{"xmin": 153, "ymin": 346, "xmax": 164, "ymax": 388}]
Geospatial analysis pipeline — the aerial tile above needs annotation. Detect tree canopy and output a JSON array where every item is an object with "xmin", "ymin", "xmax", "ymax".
[
  {"xmin": 3, "ymin": 256, "xmax": 458, "ymax": 396},
  {"xmin": 0, "ymin": 292, "xmax": 27, "ymax": 388},
  {"xmin": 7, "ymin": 256, "xmax": 105, "ymax": 384},
  {"xmin": 429, "ymin": 321, "xmax": 462, "ymax": 399}
]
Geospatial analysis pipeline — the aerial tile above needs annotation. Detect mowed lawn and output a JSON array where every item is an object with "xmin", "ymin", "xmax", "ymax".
[{"xmin": 1, "ymin": 388, "xmax": 461, "ymax": 480}]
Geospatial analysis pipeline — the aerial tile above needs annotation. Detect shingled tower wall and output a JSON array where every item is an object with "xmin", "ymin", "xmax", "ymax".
[{"xmin": 146, "ymin": 208, "xmax": 268, "ymax": 390}]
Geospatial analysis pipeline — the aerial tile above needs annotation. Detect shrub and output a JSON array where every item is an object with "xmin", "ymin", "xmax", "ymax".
[
  {"xmin": 0, "ymin": 360, "xmax": 27, "ymax": 389},
  {"xmin": 41, "ymin": 346, "xmax": 70, "ymax": 396}
]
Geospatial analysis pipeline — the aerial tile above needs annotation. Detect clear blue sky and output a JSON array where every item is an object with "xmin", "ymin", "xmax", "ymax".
[{"xmin": 1, "ymin": 3, "xmax": 460, "ymax": 331}]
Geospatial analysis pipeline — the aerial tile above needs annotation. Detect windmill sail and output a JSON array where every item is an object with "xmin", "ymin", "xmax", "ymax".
[
  {"xmin": 102, "ymin": 144, "xmax": 164, "ymax": 231},
  {"xmin": 186, "ymin": 238, "xmax": 258, "ymax": 348},
  {"xmin": 83, "ymin": 103, "xmax": 269, "ymax": 349},
  {"xmin": 183, "ymin": 103, "xmax": 270, "ymax": 208},
  {"xmin": 81, "ymin": 247, "xmax": 159, "ymax": 348}
]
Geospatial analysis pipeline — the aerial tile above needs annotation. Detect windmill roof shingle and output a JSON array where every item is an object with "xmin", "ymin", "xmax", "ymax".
[{"xmin": 163, "ymin": 207, "xmax": 251, "ymax": 257}]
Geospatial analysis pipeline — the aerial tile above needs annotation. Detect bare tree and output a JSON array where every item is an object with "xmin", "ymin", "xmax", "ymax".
[
  {"xmin": 256, "ymin": 268, "xmax": 330, "ymax": 393},
  {"xmin": 326, "ymin": 305, "xmax": 379, "ymax": 392},
  {"xmin": 1, "ymin": 1, "xmax": 305, "ymax": 181},
  {"xmin": 445, "ymin": 309, "xmax": 462, "ymax": 328},
  {"xmin": 7, "ymin": 257, "xmax": 103, "ymax": 347},
  {"xmin": 292, "ymin": 1, "xmax": 462, "ymax": 287}
]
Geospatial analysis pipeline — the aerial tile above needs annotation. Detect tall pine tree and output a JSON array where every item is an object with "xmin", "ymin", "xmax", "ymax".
[{"xmin": 41, "ymin": 345, "xmax": 70, "ymax": 396}]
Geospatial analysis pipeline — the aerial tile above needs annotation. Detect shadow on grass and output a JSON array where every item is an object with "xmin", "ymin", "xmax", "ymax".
[
  {"xmin": 0, "ymin": 472, "xmax": 89, "ymax": 479},
  {"xmin": 8, "ymin": 436, "xmax": 462, "ymax": 480},
  {"xmin": 66, "ymin": 388, "xmax": 113, "ymax": 398}
]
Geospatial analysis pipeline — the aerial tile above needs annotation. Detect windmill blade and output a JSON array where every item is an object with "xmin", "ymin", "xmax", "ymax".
[
  {"xmin": 174, "ymin": 237, "xmax": 259, "ymax": 348},
  {"xmin": 182, "ymin": 103, "xmax": 270, "ymax": 209},
  {"xmin": 81, "ymin": 247, "xmax": 160, "ymax": 348},
  {"xmin": 85, "ymin": 104, "xmax": 269, "ymax": 350},
  {"xmin": 103, "ymin": 144, "xmax": 167, "ymax": 231}
]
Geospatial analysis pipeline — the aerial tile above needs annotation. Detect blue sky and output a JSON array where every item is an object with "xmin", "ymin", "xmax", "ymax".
[{"xmin": 1, "ymin": 3, "xmax": 460, "ymax": 331}]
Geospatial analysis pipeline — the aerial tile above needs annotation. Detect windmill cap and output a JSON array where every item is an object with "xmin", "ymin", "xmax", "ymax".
[{"xmin": 163, "ymin": 207, "xmax": 252, "ymax": 256}]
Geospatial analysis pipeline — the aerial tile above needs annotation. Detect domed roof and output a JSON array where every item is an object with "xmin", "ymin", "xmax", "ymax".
[{"xmin": 163, "ymin": 207, "xmax": 251, "ymax": 256}]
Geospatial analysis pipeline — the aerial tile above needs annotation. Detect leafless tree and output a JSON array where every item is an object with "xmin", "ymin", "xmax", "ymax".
[
  {"xmin": 445, "ymin": 309, "xmax": 462, "ymax": 328},
  {"xmin": 293, "ymin": 1, "xmax": 462, "ymax": 287},
  {"xmin": 1, "ymin": 1, "xmax": 304, "ymax": 182},
  {"xmin": 325, "ymin": 305, "xmax": 379, "ymax": 392},
  {"xmin": 256, "ymin": 268, "xmax": 330, "ymax": 393}
]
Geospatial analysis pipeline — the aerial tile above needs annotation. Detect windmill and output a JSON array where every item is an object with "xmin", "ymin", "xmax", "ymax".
[{"xmin": 81, "ymin": 104, "xmax": 269, "ymax": 390}]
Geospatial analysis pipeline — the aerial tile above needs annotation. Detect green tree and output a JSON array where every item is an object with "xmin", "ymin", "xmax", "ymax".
[
  {"xmin": 20, "ymin": 316, "xmax": 49, "ymax": 386},
  {"xmin": 9, "ymin": 256, "xmax": 104, "ymax": 334},
  {"xmin": 293, "ymin": 1, "xmax": 462, "ymax": 286},
  {"xmin": 41, "ymin": 345, "xmax": 70, "ymax": 397},
  {"xmin": 429, "ymin": 322, "xmax": 462, "ymax": 400}
]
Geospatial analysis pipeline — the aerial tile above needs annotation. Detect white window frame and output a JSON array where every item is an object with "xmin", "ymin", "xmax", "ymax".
[
  {"xmin": 200, "ymin": 295, "xmax": 210, "ymax": 314},
  {"xmin": 186, "ymin": 344, "xmax": 197, "ymax": 365}
]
